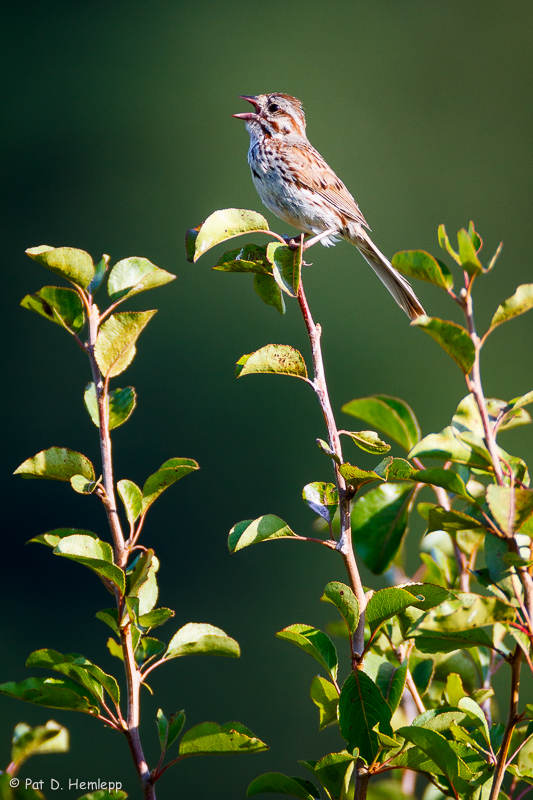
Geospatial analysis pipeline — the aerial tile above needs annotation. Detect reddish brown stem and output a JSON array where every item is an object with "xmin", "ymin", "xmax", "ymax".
[
  {"xmin": 489, "ymin": 646, "xmax": 522, "ymax": 800},
  {"xmin": 460, "ymin": 289, "xmax": 533, "ymax": 623},
  {"xmin": 86, "ymin": 299, "xmax": 154, "ymax": 799},
  {"xmin": 296, "ymin": 259, "xmax": 366, "ymax": 661}
]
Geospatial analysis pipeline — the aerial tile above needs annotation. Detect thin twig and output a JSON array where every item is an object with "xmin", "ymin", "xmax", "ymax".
[
  {"xmin": 152, "ymin": 754, "xmax": 189, "ymax": 783},
  {"xmin": 506, "ymin": 731, "xmax": 533, "ymax": 770},
  {"xmin": 462, "ymin": 289, "xmax": 504, "ymax": 486},
  {"xmin": 461, "ymin": 287, "xmax": 533, "ymax": 622},
  {"xmin": 405, "ymin": 669, "xmax": 426, "ymax": 715},
  {"xmin": 86, "ymin": 299, "xmax": 154, "ymax": 799},
  {"xmin": 489, "ymin": 645, "xmax": 522, "ymax": 800},
  {"xmin": 296, "ymin": 250, "xmax": 367, "ymax": 662}
]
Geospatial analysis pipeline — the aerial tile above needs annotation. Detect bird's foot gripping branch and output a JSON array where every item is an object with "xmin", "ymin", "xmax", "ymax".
[
  {"xmin": 189, "ymin": 210, "xmax": 533, "ymax": 800},
  {"xmin": 3, "ymin": 246, "xmax": 268, "ymax": 800}
]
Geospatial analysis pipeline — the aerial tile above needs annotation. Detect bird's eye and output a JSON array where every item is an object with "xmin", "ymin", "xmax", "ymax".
[{"xmin": 268, "ymin": 103, "xmax": 280, "ymax": 112}]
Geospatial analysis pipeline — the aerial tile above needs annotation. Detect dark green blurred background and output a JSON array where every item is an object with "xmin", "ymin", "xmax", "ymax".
[{"xmin": 2, "ymin": 1, "xmax": 533, "ymax": 797}]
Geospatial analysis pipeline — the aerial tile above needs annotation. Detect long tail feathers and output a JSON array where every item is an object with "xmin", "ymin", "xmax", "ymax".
[{"xmin": 347, "ymin": 229, "xmax": 426, "ymax": 320}]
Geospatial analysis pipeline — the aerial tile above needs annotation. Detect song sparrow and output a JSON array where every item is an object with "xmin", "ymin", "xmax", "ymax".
[{"xmin": 233, "ymin": 93, "xmax": 425, "ymax": 320}]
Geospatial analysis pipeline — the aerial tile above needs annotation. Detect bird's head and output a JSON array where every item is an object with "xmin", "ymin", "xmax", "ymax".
[{"xmin": 233, "ymin": 93, "xmax": 306, "ymax": 139}]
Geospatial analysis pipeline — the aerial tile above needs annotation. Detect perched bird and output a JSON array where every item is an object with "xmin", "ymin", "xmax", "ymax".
[{"xmin": 233, "ymin": 93, "xmax": 425, "ymax": 320}]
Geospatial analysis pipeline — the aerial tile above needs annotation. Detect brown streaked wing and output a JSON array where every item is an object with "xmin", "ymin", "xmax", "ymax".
[{"xmin": 279, "ymin": 141, "xmax": 370, "ymax": 229}]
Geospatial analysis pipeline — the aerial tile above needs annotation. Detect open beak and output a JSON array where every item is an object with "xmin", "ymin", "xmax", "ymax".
[{"xmin": 232, "ymin": 95, "xmax": 261, "ymax": 121}]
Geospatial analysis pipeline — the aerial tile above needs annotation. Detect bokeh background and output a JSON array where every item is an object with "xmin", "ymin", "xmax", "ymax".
[{"xmin": 2, "ymin": 1, "xmax": 533, "ymax": 797}]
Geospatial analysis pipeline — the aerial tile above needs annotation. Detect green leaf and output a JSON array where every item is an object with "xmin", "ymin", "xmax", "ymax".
[
  {"xmin": 106, "ymin": 637, "xmax": 123, "ymax": 661},
  {"xmin": 386, "ymin": 458, "xmax": 418, "ymax": 480},
  {"xmin": 191, "ymin": 208, "xmax": 270, "ymax": 262},
  {"xmin": 266, "ymin": 242, "xmax": 301, "ymax": 297},
  {"xmin": 138, "ymin": 607, "xmax": 174, "ymax": 631},
  {"xmin": 0, "ymin": 677, "xmax": 99, "ymax": 714},
  {"xmin": 451, "ymin": 392, "xmax": 531, "ymax": 438},
  {"xmin": 126, "ymin": 550, "xmax": 153, "ymax": 598},
  {"xmin": 365, "ymin": 657, "xmax": 407, "ymax": 715},
  {"xmin": 167, "ymin": 710, "xmax": 186, "ymax": 751},
  {"xmin": 400, "ymin": 583, "xmax": 451, "ymax": 610},
  {"xmin": 185, "ymin": 225, "xmax": 201, "ymax": 262},
  {"xmin": 302, "ymin": 482, "xmax": 338, "ymax": 522},
  {"xmin": 26, "ymin": 649, "xmax": 120, "ymax": 706},
  {"xmin": 484, "ymin": 533, "xmax": 517, "ymax": 603},
  {"xmin": 77, "ymin": 792, "xmax": 127, "ymax": 800},
  {"xmin": 141, "ymin": 457, "xmax": 199, "ymax": 513},
  {"xmin": 254, "ymin": 273, "xmax": 286, "ymax": 314},
  {"xmin": 317, "ymin": 438, "xmax": 341, "ymax": 464},
  {"xmin": 70, "ymin": 474, "xmax": 101, "ymax": 495},
  {"xmin": 390, "ymin": 746, "xmax": 444, "ymax": 781},
  {"xmin": 135, "ymin": 637, "xmax": 165, "ymax": 667},
  {"xmin": 395, "ymin": 726, "xmax": 472, "ymax": 796},
  {"xmin": 179, "ymin": 720, "xmax": 268, "ymax": 755},
  {"xmin": 276, "ymin": 624, "xmax": 338, "ymax": 681},
  {"xmin": 411, "ymin": 316, "xmax": 475, "ymax": 374},
  {"xmin": 413, "ymin": 467, "xmax": 472, "ymax": 500},
  {"xmin": 339, "ymin": 461, "xmax": 387, "ymax": 491},
  {"xmin": 107, "ymin": 256, "xmax": 175, "ymax": 301},
  {"xmin": 403, "ymin": 593, "xmax": 515, "ymax": 651},
  {"xmin": 14, "ymin": 447, "xmax": 95, "ymax": 482},
  {"xmin": 485, "ymin": 240, "xmax": 504, "ymax": 273},
  {"xmin": 409, "ymin": 628, "xmax": 497, "ymax": 654},
  {"xmin": 28, "ymin": 528, "xmax": 100, "ymax": 548},
  {"xmin": 94, "ymin": 310, "xmax": 156, "ymax": 378},
  {"xmin": 213, "ymin": 243, "xmax": 272, "ymax": 273},
  {"xmin": 228, "ymin": 515, "xmax": 297, "ymax": 553},
  {"xmin": 26, "ymin": 245, "xmax": 95, "ymax": 289},
  {"xmin": 338, "ymin": 671, "xmax": 393, "ymax": 763},
  {"xmin": 54, "ymin": 534, "xmax": 125, "ymax": 594},
  {"xmin": 366, "ymin": 587, "xmax": 420, "ymax": 637},
  {"xmin": 438, "ymin": 224, "xmax": 461, "ymax": 264},
  {"xmin": 164, "ymin": 623, "xmax": 240, "ymax": 659},
  {"xmin": 444, "ymin": 673, "xmax": 466, "ymax": 706},
  {"xmin": 247, "ymin": 773, "xmax": 320, "ymax": 800},
  {"xmin": 21, "ymin": 286, "xmax": 85, "ymax": 334},
  {"xmin": 352, "ymin": 483, "xmax": 415, "ymax": 574},
  {"xmin": 341, "ymin": 430, "xmax": 391, "ymax": 455},
  {"xmin": 321, "ymin": 582, "xmax": 359, "ymax": 635},
  {"xmin": 157, "ymin": 708, "xmax": 184, "ymax": 752},
  {"xmin": 308, "ymin": 751, "xmax": 356, "ymax": 800},
  {"xmin": 410, "ymin": 592, "xmax": 515, "ymax": 632},
  {"xmin": 411, "ymin": 660, "xmax": 434, "ymax": 695},
  {"xmin": 236, "ymin": 344, "xmax": 308, "ymax": 380},
  {"xmin": 127, "ymin": 550, "xmax": 159, "ymax": 614},
  {"xmin": 0, "ymin": 772, "xmax": 36, "ymax": 799},
  {"xmin": 10, "ymin": 720, "xmax": 69, "ymax": 768},
  {"xmin": 392, "ymin": 250, "xmax": 453, "ymax": 290},
  {"xmin": 341, "ymin": 395, "xmax": 420, "ymax": 452},
  {"xmin": 427, "ymin": 507, "xmax": 486, "ymax": 534},
  {"xmin": 409, "ymin": 425, "xmax": 491, "ymax": 468},
  {"xmin": 95, "ymin": 608, "xmax": 119, "ymax": 635},
  {"xmin": 339, "ymin": 456, "xmax": 413, "ymax": 491},
  {"xmin": 310, "ymin": 676, "xmax": 339, "ymax": 730},
  {"xmin": 457, "ymin": 696, "xmax": 491, "ymax": 745},
  {"xmin": 489, "ymin": 284, "xmax": 533, "ymax": 331},
  {"xmin": 508, "ymin": 389, "xmax": 533, "ymax": 412},
  {"xmin": 457, "ymin": 228, "xmax": 483, "ymax": 276},
  {"xmin": 88, "ymin": 253, "xmax": 110, "ymax": 294},
  {"xmin": 468, "ymin": 220, "xmax": 483, "ymax": 252},
  {"xmin": 117, "ymin": 479, "xmax": 143, "ymax": 526},
  {"xmin": 486, "ymin": 485, "xmax": 533, "ymax": 535},
  {"xmin": 84, "ymin": 384, "xmax": 137, "ymax": 430}
]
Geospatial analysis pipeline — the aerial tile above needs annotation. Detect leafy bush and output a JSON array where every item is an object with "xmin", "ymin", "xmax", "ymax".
[
  {"xmin": 2, "ymin": 246, "xmax": 267, "ymax": 799},
  {"xmin": 189, "ymin": 210, "xmax": 533, "ymax": 800}
]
